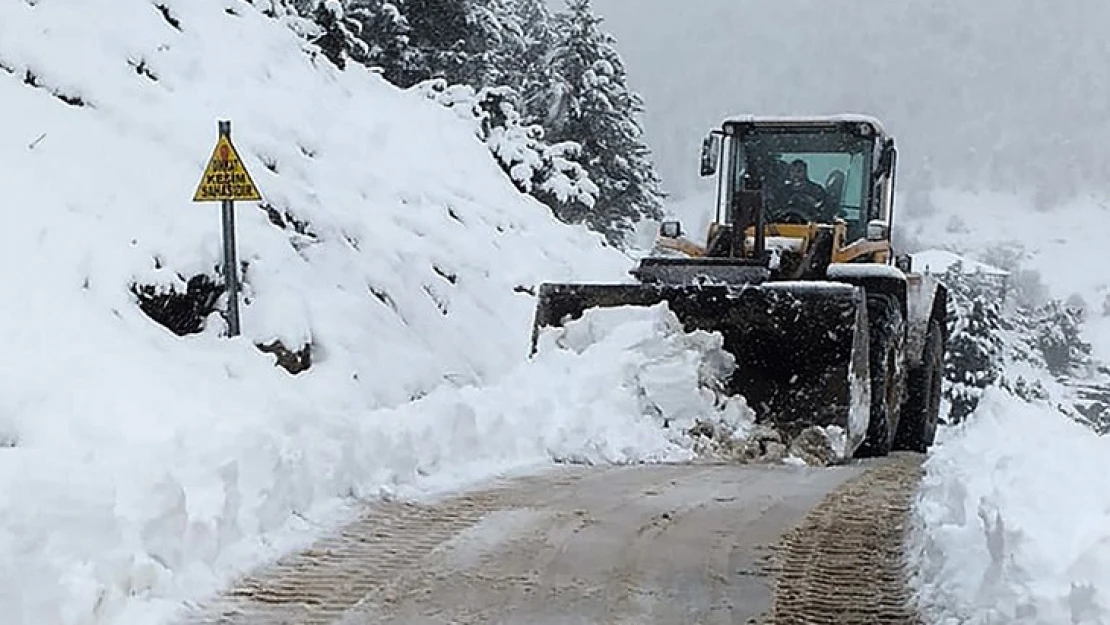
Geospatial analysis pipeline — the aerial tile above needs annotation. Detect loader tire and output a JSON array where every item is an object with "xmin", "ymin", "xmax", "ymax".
[
  {"xmin": 894, "ymin": 318, "xmax": 943, "ymax": 452},
  {"xmin": 854, "ymin": 294, "xmax": 905, "ymax": 459}
]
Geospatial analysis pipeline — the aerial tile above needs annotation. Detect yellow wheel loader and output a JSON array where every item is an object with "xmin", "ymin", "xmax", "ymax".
[{"xmin": 532, "ymin": 116, "xmax": 947, "ymax": 458}]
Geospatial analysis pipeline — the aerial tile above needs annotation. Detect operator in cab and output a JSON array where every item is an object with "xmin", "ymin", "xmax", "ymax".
[{"xmin": 780, "ymin": 159, "xmax": 831, "ymax": 222}]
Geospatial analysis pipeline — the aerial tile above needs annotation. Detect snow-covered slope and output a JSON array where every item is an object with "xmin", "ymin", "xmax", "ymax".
[
  {"xmin": 0, "ymin": 0, "xmax": 635, "ymax": 405},
  {"xmin": 910, "ymin": 389, "xmax": 1110, "ymax": 625},
  {"xmin": 0, "ymin": 1, "xmax": 693, "ymax": 622},
  {"xmin": 901, "ymin": 190, "xmax": 1110, "ymax": 301},
  {"xmin": 900, "ymin": 189, "xmax": 1110, "ymax": 360},
  {"xmin": 904, "ymin": 189, "xmax": 1110, "ymax": 623}
]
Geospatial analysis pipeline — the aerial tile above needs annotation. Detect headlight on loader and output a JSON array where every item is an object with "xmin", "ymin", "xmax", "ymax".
[{"xmin": 867, "ymin": 219, "xmax": 889, "ymax": 241}]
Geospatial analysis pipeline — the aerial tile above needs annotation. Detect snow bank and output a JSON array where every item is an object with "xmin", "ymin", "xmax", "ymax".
[
  {"xmin": 0, "ymin": 0, "xmax": 631, "ymax": 408},
  {"xmin": 0, "ymin": 0, "xmax": 648, "ymax": 623},
  {"xmin": 3, "ymin": 302, "xmax": 751, "ymax": 625},
  {"xmin": 910, "ymin": 388, "xmax": 1110, "ymax": 624}
]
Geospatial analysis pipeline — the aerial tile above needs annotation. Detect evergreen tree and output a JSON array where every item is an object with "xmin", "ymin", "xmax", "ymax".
[
  {"xmin": 249, "ymin": 0, "xmax": 319, "ymax": 36},
  {"xmin": 346, "ymin": 0, "xmax": 416, "ymax": 83},
  {"xmin": 344, "ymin": 0, "xmax": 546, "ymax": 97},
  {"xmin": 940, "ymin": 267, "xmax": 1005, "ymax": 423},
  {"xmin": 270, "ymin": 0, "xmax": 658, "ymax": 246},
  {"xmin": 247, "ymin": 0, "xmax": 294, "ymax": 18},
  {"xmin": 511, "ymin": 0, "xmax": 559, "ymax": 124},
  {"xmin": 545, "ymin": 0, "xmax": 665, "ymax": 245},
  {"xmin": 1028, "ymin": 300, "xmax": 1091, "ymax": 377},
  {"xmin": 310, "ymin": 0, "xmax": 370, "ymax": 70},
  {"xmin": 397, "ymin": 0, "xmax": 475, "ymax": 86},
  {"xmin": 938, "ymin": 259, "xmax": 1096, "ymax": 423},
  {"xmin": 461, "ymin": 0, "xmax": 526, "ymax": 88},
  {"xmin": 370, "ymin": 0, "xmax": 527, "ymax": 89},
  {"xmin": 416, "ymin": 80, "xmax": 598, "ymax": 209},
  {"xmin": 381, "ymin": 0, "xmax": 608, "ymax": 226}
]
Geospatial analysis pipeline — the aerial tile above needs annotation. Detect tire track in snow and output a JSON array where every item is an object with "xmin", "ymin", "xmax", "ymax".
[{"xmin": 763, "ymin": 452, "xmax": 924, "ymax": 624}]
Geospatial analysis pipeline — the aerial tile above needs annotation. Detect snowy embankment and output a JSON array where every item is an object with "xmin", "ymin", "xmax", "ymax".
[
  {"xmin": 910, "ymin": 389, "xmax": 1110, "ymax": 624},
  {"xmin": 905, "ymin": 190, "xmax": 1110, "ymax": 624},
  {"xmin": 0, "ymin": 0, "xmax": 745, "ymax": 623},
  {"xmin": 46, "ymin": 302, "xmax": 748, "ymax": 625}
]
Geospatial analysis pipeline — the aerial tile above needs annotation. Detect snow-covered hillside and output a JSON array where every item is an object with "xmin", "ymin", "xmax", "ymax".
[
  {"xmin": 0, "ymin": 1, "xmax": 720, "ymax": 622},
  {"xmin": 900, "ymin": 190, "xmax": 1110, "ymax": 361},
  {"xmin": 904, "ymin": 190, "xmax": 1110, "ymax": 624},
  {"xmin": 901, "ymin": 190, "xmax": 1110, "ymax": 302}
]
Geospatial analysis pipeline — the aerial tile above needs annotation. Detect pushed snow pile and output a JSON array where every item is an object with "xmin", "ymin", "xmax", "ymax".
[
  {"xmin": 535, "ymin": 303, "xmax": 849, "ymax": 466},
  {"xmin": 0, "ymin": 303, "xmax": 748, "ymax": 624},
  {"xmin": 909, "ymin": 389, "xmax": 1110, "ymax": 624},
  {"xmin": 532, "ymin": 303, "xmax": 754, "ymax": 461}
]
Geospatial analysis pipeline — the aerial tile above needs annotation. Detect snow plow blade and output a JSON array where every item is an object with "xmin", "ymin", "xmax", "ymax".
[{"xmin": 532, "ymin": 282, "xmax": 871, "ymax": 451}]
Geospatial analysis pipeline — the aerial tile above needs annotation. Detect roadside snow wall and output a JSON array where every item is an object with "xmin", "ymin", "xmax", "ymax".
[
  {"xmin": 0, "ymin": 0, "xmax": 645, "ymax": 623},
  {"xmin": 1, "ymin": 300, "xmax": 753, "ymax": 624},
  {"xmin": 910, "ymin": 388, "xmax": 1110, "ymax": 625}
]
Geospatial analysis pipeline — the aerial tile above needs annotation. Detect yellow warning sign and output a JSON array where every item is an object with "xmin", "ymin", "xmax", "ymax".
[{"xmin": 192, "ymin": 134, "xmax": 262, "ymax": 202}]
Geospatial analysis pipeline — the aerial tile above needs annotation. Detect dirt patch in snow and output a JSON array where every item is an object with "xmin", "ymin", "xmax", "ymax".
[{"xmin": 688, "ymin": 421, "xmax": 847, "ymax": 467}]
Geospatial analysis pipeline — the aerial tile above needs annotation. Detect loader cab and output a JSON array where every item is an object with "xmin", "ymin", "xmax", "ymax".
[{"xmin": 700, "ymin": 116, "xmax": 897, "ymax": 251}]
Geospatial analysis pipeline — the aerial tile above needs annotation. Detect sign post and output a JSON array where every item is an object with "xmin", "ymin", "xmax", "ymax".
[
  {"xmin": 193, "ymin": 120, "xmax": 262, "ymax": 337},
  {"xmin": 219, "ymin": 161, "xmax": 241, "ymax": 337}
]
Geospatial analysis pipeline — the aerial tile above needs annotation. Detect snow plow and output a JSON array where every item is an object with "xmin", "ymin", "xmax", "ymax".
[{"xmin": 532, "ymin": 116, "xmax": 948, "ymax": 458}]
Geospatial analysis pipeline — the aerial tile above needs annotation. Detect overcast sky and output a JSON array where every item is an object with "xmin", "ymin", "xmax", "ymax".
[{"xmin": 584, "ymin": 1, "xmax": 1110, "ymax": 205}]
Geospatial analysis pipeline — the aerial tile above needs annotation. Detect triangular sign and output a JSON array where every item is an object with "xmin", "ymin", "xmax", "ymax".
[{"xmin": 193, "ymin": 134, "xmax": 262, "ymax": 202}]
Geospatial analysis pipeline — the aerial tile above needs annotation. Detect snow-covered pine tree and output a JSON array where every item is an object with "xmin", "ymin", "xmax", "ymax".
[
  {"xmin": 248, "ymin": 0, "xmax": 325, "ymax": 38},
  {"xmin": 247, "ymin": 0, "xmax": 293, "ymax": 17},
  {"xmin": 416, "ymin": 80, "xmax": 598, "ymax": 210},
  {"xmin": 545, "ymin": 0, "xmax": 665, "ymax": 245},
  {"xmin": 459, "ymin": 0, "xmax": 527, "ymax": 89},
  {"xmin": 940, "ymin": 266, "xmax": 1005, "ymax": 423},
  {"xmin": 310, "ymin": 0, "xmax": 370, "ymax": 70},
  {"xmin": 345, "ymin": 0, "xmax": 416, "ymax": 83},
  {"xmin": 392, "ymin": 0, "xmax": 476, "ymax": 86},
  {"xmin": 286, "ymin": 0, "xmax": 619, "ymax": 243},
  {"xmin": 937, "ymin": 255, "xmax": 1096, "ymax": 424},
  {"xmin": 1028, "ymin": 300, "xmax": 1091, "ymax": 376},
  {"xmin": 510, "ymin": 0, "xmax": 559, "ymax": 123},
  {"xmin": 344, "ymin": 1, "xmax": 533, "ymax": 93}
]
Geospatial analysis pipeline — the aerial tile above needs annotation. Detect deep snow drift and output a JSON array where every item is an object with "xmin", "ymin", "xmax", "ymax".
[
  {"xmin": 910, "ymin": 389, "xmax": 1110, "ymax": 625},
  {"xmin": 0, "ymin": 0, "xmax": 679, "ymax": 622},
  {"xmin": 2, "ymin": 296, "xmax": 759, "ymax": 623}
]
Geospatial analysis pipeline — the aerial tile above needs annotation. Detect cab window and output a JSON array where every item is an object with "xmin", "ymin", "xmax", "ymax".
[{"xmin": 731, "ymin": 130, "xmax": 873, "ymax": 236}]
